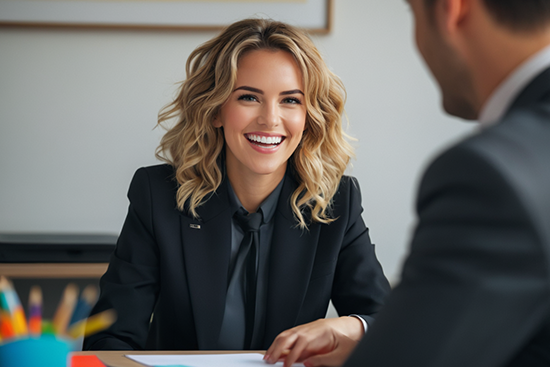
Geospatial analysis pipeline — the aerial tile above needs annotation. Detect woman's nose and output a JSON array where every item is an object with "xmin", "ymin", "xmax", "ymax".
[{"xmin": 258, "ymin": 101, "xmax": 280, "ymax": 127}]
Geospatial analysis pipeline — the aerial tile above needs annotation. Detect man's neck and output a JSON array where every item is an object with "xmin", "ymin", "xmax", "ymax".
[
  {"xmin": 467, "ymin": 25, "xmax": 550, "ymax": 117},
  {"xmin": 478, "ymin": 43, "xmax": 550, "ymax": 126}
]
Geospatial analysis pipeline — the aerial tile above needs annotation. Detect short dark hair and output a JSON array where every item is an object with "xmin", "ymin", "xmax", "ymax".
[{"xmin": 425, "ymin": 0, "xmax": 550, "ymax": 31}]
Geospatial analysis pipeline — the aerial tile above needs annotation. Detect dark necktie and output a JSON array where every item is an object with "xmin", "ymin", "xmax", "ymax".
[{"xmin": 233, "ymin": 208, "xmax": 262, "ymax": 349}]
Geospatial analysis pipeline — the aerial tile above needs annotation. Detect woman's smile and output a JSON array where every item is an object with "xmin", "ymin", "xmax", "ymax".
[{"xmin": 245, "ymin": 133, "xmax": 285, "ymax": 150}]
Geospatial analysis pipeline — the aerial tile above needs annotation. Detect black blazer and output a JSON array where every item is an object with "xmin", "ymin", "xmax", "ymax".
[
  {"xmin": 345, "ymin": 69, "xmax": 550, "ymax": 366},
  {"xmin": 84, "ymin": 165, "xmax": 390, "ymax": 350}
]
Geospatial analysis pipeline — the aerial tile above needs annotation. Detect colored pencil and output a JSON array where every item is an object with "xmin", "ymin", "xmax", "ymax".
[
  {"xmin": 67, "ymin": 309, "xmax": 116, "ymax": 339},
  {"xmin": 0, "ymin": 276, "xmax": 28, "ymax": 336},
  {"xmin": 69, "ymin": 285, "xmax": 98, "ymax": 327},
  {"xmin": 0, "ymin": 277, "xmax": 8, "ymax": 312},
  {"xmin": 28, "ymin": 285, "xmax": 42, "ymax": 336},
  {"xmin": 0, "ymin": 310, "xmax": 16, "ymax": 339},
  {"xmin": 52, "ymin": 283, "xmax": 79, "ymax": 336},
  {"xmin": 41, "ymin": 320, "xmax": 56, "ymax": 336}
]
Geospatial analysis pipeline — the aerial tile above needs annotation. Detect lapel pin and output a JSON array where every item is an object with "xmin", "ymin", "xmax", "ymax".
[{"xmin": 189, "ymin": 224, "xmax": 201, "ymax": 230}]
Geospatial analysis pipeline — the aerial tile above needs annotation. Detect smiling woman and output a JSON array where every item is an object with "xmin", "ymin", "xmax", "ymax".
[
  {"xmin": 83, "ymin": 18, "xmax": 390, "ymax": 367},
  {"xmin": 156, "ymin": 18, "xmax": 353, "ymax": 229}
]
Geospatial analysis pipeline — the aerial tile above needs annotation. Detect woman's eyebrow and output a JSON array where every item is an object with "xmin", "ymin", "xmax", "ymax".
[
  {"xmin": 233, "ymin": 86, "xmax": 304, "ymax": 96},
  {"xmin": 234, "ymin": 86, "xmax": 263, "ymax": 94},
  {"xmin": 280, "ymin": 89, "xmax": 304, "ymax": 96}
]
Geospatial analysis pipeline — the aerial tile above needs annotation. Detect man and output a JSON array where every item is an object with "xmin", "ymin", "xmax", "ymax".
[{"xmin": 265, "ymin": 0, "xmax": 550, "ymax": 366}]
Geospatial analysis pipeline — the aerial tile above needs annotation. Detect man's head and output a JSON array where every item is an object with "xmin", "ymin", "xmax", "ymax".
[
  {"xmin": 408, "ymin": 0, "xmax": 550, "ymax": 120},
  {"xmin": 424, "ymin": 0, "xmax": 550, "ymax": 32}
]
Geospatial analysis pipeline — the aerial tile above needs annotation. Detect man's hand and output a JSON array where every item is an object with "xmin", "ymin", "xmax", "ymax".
[{"xmin": 263, "ymin": 317, "xmax": 363, "ymax": 367}]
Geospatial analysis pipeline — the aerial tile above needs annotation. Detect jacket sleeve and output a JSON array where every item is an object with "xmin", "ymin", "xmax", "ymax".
[
  {"xmin": 84, "ymin": 168, "xmax": 160, "ymax": 350},
  {"xmin": 344, "ymin": 144, "xmax": 550, "ymax": 367},
  {"xmin": 331, "ymin": 176, "xmax": 391, "ymax": 327}
]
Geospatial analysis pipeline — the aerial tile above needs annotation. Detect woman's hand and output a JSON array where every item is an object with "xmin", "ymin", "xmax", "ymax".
[{"xmin": 263, "ymin": 316, "xmax": 364, "ymax": 367}]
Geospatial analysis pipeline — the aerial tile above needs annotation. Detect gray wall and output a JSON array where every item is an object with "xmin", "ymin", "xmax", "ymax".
[{"xmin": 0, "ymin": 0, "xmax": 474, "ymax": 284}]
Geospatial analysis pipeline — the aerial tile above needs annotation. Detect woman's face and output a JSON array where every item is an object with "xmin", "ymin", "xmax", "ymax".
[{"xmin": 213, "ymin": 49, "xmax": 306, "ymax": 183}]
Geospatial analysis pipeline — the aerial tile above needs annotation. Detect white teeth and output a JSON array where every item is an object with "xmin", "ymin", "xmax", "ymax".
[{"xmin": 247, "ymin": 134, "xmax": 282, "ymax": 145}]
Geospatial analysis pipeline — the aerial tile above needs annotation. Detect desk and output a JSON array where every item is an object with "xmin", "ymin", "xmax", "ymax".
[{"xmin": 72, "ymin": 351, "xmax": 265, "ymax": 367}]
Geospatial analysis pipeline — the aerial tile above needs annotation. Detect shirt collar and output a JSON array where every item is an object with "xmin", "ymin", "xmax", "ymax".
[
  {"xmin": 227, "ymin": 176, "xmax": 285, "ymax": 225},
  {"xmin": 478, "ymin": 43, "xmax": 550, "ymax": 127}
]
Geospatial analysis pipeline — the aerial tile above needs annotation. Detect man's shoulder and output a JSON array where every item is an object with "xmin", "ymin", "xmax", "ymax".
[
  {"xmin": 420, "ymin": 106, "xmax": 550, "ymax": 226},
  {"xmin": 430, "ymin": 101, "xmax": 550, "ymax": 177},
  {"xmin": 460, "ymin": 104, "xmax": 550, "ymax": 177}
]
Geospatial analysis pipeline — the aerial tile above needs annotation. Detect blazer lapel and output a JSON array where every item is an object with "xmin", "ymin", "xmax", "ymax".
[
  {"xmin": 263, "ymin": 175, "xmax": 322, "ymax": 345},
  {"xmin": 179, "ymin": 179, "xmax": 232, "ymax": 349}
]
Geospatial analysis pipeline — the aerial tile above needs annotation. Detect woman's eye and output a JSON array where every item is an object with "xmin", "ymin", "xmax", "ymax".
[
  {"xmin": 237, "ymin": 94, "xmax": 258, "ymax": 102},
  {"xmin": 283, "ymin": 97, "xmax": 302, "ymax": 105}
]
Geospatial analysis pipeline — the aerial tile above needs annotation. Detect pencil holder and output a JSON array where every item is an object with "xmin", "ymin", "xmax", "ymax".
[{"xmin": 0, "ymin": 335, "xmax": 72, "ymax": 367}]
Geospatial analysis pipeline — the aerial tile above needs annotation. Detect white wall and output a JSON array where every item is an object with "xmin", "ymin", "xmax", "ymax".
[{"xmin": 0, "ymin": 0, "xmax": 474, "ymax": 284}]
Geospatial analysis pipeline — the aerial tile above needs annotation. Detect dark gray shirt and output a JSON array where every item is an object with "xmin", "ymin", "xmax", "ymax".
[{"xmin": 217, "ymin": 176, "xmax": 285, "ymax": 350}]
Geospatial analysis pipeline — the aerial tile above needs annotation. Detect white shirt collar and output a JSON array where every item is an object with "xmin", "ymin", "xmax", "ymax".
[{"xmin": 478, "ymin": 44, "xmax": 550, "ymax": 127}]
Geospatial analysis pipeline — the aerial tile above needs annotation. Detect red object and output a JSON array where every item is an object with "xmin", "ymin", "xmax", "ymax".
[
  {"xmin": 29, "ymin": 315, "xmax": 41, "ymax": 335},
  {"xmin": 0, "ymin": 312, "xmax": 15, "ymax": 339},
  {"xmin": 70, "ymin": 355, "xmax": 107, "ymax": 367}
]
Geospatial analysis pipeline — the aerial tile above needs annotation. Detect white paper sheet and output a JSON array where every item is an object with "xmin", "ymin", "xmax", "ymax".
[{"xmin": 125, "ymin": 353, "xmax": 305, "ymax": 367}]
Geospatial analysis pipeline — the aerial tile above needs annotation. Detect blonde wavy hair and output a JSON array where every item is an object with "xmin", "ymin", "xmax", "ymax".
[{"xmin": 156, "ymin": 18, "xmax": 354, "ymax": 228}]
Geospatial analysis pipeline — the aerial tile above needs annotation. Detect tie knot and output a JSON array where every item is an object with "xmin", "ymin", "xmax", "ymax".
[{"xmin": 235, "ymin": 209, "xmax": 263, "ymax": 232}]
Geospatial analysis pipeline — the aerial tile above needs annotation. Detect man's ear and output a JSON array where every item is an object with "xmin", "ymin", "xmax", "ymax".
[{"xmin": 437, "ymin": 0, "xmax": 471, "ymax": 35}]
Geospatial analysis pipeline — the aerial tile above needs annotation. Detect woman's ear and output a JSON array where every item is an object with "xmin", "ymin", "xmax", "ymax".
[{"xmin": 212, "ymin": 113, "xmax": 222, "ymax": 128}]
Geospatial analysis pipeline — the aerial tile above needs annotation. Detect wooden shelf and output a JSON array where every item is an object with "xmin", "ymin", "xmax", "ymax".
[{"xmin": 0, "ymin": 263, "xmax": 108, "ymax": 278}]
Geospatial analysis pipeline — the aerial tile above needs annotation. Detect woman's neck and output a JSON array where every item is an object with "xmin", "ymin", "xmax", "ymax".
[{"xmin": 226, "ymin": 166, "xmax": 286, "ymax": 213}]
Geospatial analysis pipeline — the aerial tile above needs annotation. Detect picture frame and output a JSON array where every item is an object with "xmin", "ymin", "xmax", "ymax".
[{"xmin": 0, "ymin": 0, "xmax": 333, "ymax": 33}]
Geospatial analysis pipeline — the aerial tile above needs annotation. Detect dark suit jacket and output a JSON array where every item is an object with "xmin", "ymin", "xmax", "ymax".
[
  {"xmin": 84, "ymin": 165, "xmax": 390, "ymax": 351},
  {"xmin": 345, "ymin": 69, "xmax": 550, "ymax": 366}
]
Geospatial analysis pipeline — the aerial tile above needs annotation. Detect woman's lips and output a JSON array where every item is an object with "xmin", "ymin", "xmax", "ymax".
[
  {"xmin": 245, "ymin": 133, "xmax": 284, "ymax": 145},
  {"xmin": 244, "ymin": 133, "xmax": 285, "ymax": 152}
]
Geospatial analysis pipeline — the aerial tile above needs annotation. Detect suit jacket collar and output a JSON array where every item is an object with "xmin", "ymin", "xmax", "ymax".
[
  {"xmin": 178, "ymin": 172, "xmax": 321, "ymax": 349},
  {"xmin": 508, "ymin": 66, "xmax": 550, "ymax": 113},
  {"xmin": 480, "ymin": 45, "xmax": 550, "ymax": 126},
  {"xmin": 178, "ymin": 178, "xmax": 232, "ymax": 349},
  {"xmin": 262, "ymin": 173, "xmax": 322, "ymax": 347}
]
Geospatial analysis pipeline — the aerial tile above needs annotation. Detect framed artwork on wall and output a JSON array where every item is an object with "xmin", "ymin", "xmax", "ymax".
[{"xmin": 0, "ymin": 0, "xmax": 333, "ymax": 33}]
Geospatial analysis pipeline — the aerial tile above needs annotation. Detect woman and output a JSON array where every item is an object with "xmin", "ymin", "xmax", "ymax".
[{"xmin": 84, "ymin": 18, "xmax": 389, "ymax": 364}]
